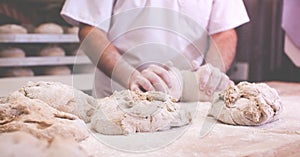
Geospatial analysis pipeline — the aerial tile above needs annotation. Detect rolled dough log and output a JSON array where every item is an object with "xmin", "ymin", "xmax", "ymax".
[
  {"xmin": 210, "ymin": 82, "xmax": 282, "ymax": 126},
  {"xmin": 34, "ymin": 23, "xmax": 63, "ymax": 34},
  {"xmin": 18, "ymin": 81, "xmax": 98, "ymax": 123},
  {"xmin": 0, "ymin": 132, "xmax": 89, "ymax": 157},
  {"xmin": 38, "ymin": 46, "xmax": 66, "ymax": 56},
  {"xmin": 3, "ymin": 67, "xmax": 34, "ymax": 77},
  {"xmin": 0, "ymin": 48, "xmax": 26, "ymax": 58},
  {"xmin": 92, "ymin": 90, "xmax": 192, "ymax": 135},
  {"xmin": 0, "ymin": 24, "xmax": 28, "ymax": 34},
  {"xmin": 43, "ymin": 66, "xmax": 71, "ymax": 75},
  {"xmin": 0, "ymin": 91, "xmax": 89, "ymax": 141}
]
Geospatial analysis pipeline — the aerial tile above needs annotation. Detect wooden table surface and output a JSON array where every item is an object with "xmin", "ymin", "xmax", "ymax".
[{"xmin": 80, "ymin": 82, "xmax": 300, "ymax": 157}]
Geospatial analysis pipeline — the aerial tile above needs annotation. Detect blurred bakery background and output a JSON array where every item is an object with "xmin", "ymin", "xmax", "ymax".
[
  {"xmin": 0, "ymin": 0, "xmax": 94, "ymax": 96},
  {"xmin": 0, "ymin": 0, "xmax": 298, "ymax": 97}
]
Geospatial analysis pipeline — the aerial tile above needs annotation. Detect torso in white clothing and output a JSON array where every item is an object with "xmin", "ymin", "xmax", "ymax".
[{"xmin": 61, "ymin": 0, "xmax": 249, "ymax": 97}]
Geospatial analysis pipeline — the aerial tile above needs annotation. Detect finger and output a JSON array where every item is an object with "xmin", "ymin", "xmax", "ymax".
[
  {"xmin": 205, "ymin": 68, "xmax": 222, "ymax": 96},
  {"xmin": 192, "ymin": 60, "xmax": 201, "ymax": 71},
  {"xmin": 142, "ymin": 70, "xmax": 169, "ymax": 92},
  {"xmin": 130, "ymin": 75, "xmax": 154, "ymax": 92},
  {"xmin": 148, "ymin": 65, "xmax": 172, "ymax": 88},
  {"xmin": 198, "ymin": 64, "xmax": 212, "ymax": 90},
  {"xmin": 215, "ymin": 74, "xmax": 230, "ymax": 91}
]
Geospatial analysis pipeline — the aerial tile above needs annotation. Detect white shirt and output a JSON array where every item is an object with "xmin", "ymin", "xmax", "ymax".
[{"xmin": 61, "ymin": 0, "xmax": 249, "ymax": 98}]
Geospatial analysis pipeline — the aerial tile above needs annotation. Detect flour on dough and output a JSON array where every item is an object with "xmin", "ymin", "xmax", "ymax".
[
  {"xmin": 0, "ymin": 131, "xmax": 89, "ymax": 157},
  {"xmin": 34, "ymin": 23, "xmax": 63, "ymax": 34},
  {"xmin": 0, "ymin": 24, "xmax": 27, "ymax": 34},
  {"xmin": 18, "ymin": 81, "xmax": 98, "ymax": 123},
  {"xmin": 39, "ymin": 46, "xmax": 66, "ymax": 56},
  {"xmin": 91, "ymin": 90, "xmax": 192, "ymax": 135},
  {"xmin": 210, "ymin": 82, "xmax": 282, "ymax": 126},
  {"xmin": 0, "ymin": 91, "xmax": 89, "ymax": 141},
  {"xmin": 0, "ymin": 47, "xmax": 26, "ymax": 58}
]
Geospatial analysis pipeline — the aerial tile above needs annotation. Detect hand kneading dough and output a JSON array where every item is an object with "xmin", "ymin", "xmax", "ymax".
[
  {"xmin": 39, "ymin": 46, "xmax": 66, "ymax": 56},
  {"xmin": 3, "ymin": 68, "xmax": 34, "ymax": 77},
  {"xmin": 43, "ymin": 66, "xmax": 71, "ymax": 75},
  {"xmin": 0, "ymin": 24, "xmax": 28, "ymax": 34},
  {"xmin": 0, "ymin": 91, "xmax": 89, "ymax": 141},
  {"xmin": 210, "ymin": 82, "xmax": 282, "ymax": 126},
  {"xmin": 34, "ymin": 23, "xmax": 63, "ymax": 34},
  {"xmin": 0, "ymin": 132, "xmax": 89, "ymax": 157},
  {"xmin": 18, "ymin": 81, "xmax": 98, "ymax": 123},
  {"xmin": 0, "ymin": 48, "xmax": 26, "ymax": 58},
  {"xmin": 92, "ymin": 90, "xmax": 192, "ymax": 135}
]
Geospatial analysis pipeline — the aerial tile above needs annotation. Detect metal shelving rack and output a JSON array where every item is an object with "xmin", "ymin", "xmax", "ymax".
[{"xmin": 0, "ymin": 34, "xmax": 94, "ymax": 97}]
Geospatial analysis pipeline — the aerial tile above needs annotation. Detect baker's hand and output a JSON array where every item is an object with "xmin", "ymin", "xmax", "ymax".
[
  {"xmin": 195, "ymin": 63, "xmax": 233, "ymax": 96},
  {"xmin": 129, "ymin": 64, "xmax": 182, "ymax": 100}
]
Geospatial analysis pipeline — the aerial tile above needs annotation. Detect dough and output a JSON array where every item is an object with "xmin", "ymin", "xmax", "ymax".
[
  {"xmin": 0, "ymin": 24, "xmax": 28, "ymax": 34},
  {"xmin": 38, "ymin": 46, "xmax": 66, "ymax": 56},
  {"xmin": 0, "ymin": 91, "xmax": 89, "ymax": 141},
  {"xmin": 0, "ymin": 132, "xmax": 89, "ymax": 157},
  {"xmin": 43, "ymin": 66, "xmax": 71, "ymax": 75},
  {"xmin": 34, "ymin": 23, "xmax": 63, "ymax": 34},
  {"xmin": 3, "ymin": 67, "xmax": 34, "ymax": 77},
  {"xmin": 18, "ymin": 81, "xmax": 98, "ymax": 123},
  {"xmin": 91, "ymin": 90, "xmax": 192, "ymax": 135},
  {"xmin": 210, "ymin": 82, "xmax": 282, "ymax": 126},
  {"xmin": 0, "ymin": 48, "xmax": 26, "ymax": 58},
  {"xmin": 67, "ymin": 26, "xmax": 79, "ymax": 34}
]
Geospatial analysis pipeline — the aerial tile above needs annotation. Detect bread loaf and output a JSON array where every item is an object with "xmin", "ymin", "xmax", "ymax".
[{"xmin": 34, "ymin": 23, "xmax": 63, "ymax": 34}]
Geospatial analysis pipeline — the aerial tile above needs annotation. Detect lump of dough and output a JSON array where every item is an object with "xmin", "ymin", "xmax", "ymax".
[
  {"xmin": 38, "ymin": 46, "xmax": 66, "ymax": 56},
  {"xmin": 43, "ymin": 66, "xmax": 71, "ymax": 75},
  {"xmin": 0, "ymin": 48, "xmax": 26, "ymax": 58},
  {"xmin": 91, "ymin": 90, "xmax": 192, "ymax": 135},
  {"xmin": 34, "ymin": 23, "xmax": 63, "ymax": 34},
  {"xmin": 0, "ymin": 132, "xmax": 89, "ymax": 157},
  {"xmin": 0, "ymin": 24, "xmax": 28, "ymax": 34},
  {"xmin": 3, "ymin": 67, "xmax": 34, "ymax": 77},
  {"xmin": 210, "ymin": 82, "xmax": 282, "ymax": 126},
  {"xmin": 0, "ymin": 91, "xmax": 89, "ymax": 141},
  {"xmin": 18, "ymin": 81, "xmax": 98, "ymax": 123},
  {"xmin": 66, "ymin": 26, "xmax": 79, "ymax": 34}
]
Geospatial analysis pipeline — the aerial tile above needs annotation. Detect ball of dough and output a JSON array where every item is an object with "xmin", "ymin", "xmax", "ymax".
[
  {"xmin": 0, "ymin": 24, "xmax": 28, "ymax": 34},
  {"xmin": 0, "ymin": 132, "xmax": 48, "ymax": 157},
  {"xmin": 66, "ymin": 26, "xmax": 79, "ymax": 34},
  {"xmin": 0, "ymin": 48, "xmax": 26, "ymax": 58},
  {"xmin": 3, "ymin": 68, "xmax": 34, "ymax": 77},
  {"xmin": 0, "ymin": 91, "xmax": 89, "ymax": 142},
  {"xmin": 18, "ymin": 81, "xmax": 98, "ymax": 123},
  {"xmin": 38, "ymin": 46, "xmax": 66, "ymax": 57},
  {"xmin": 43, "ymin": 66, "xmax": 71, "ymax": 75},
  {"xmin": 92, "ymin": 90, "xmax": 192, "ymax": 135},
  {"xmin": 34, "ymin": 23, "xmax": 63, "ymax": 34},
  {"xmin": 210, "ymin": 82, "xmax": 282, "ymax": 126}
]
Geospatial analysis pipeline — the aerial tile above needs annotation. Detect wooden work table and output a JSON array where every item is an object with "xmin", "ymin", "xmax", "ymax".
[{"xmin": 80, "ymin": 82, "xmax": 300, "ymax": 157}]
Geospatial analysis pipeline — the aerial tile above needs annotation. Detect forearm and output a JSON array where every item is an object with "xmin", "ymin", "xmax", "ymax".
[
  {"xmin": 78, "ymin": 23, "xmax": 137, "ymax": 88},
  {"xmin": 207, "ymin": 29, "xmax": 237, "ymax": 72}
]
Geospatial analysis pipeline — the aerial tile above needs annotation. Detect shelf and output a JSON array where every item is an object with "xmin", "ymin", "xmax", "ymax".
[
  {"xmin": 0, "ymin": 56, "xmax": 91, "ymax": 67},
  {"xmin": 0, "ymin": 34, "xmax": 79, "ymax": 43},
  {"xmin": 0, "ymin": 73, "xmax": 94, "ymax": 97}
]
